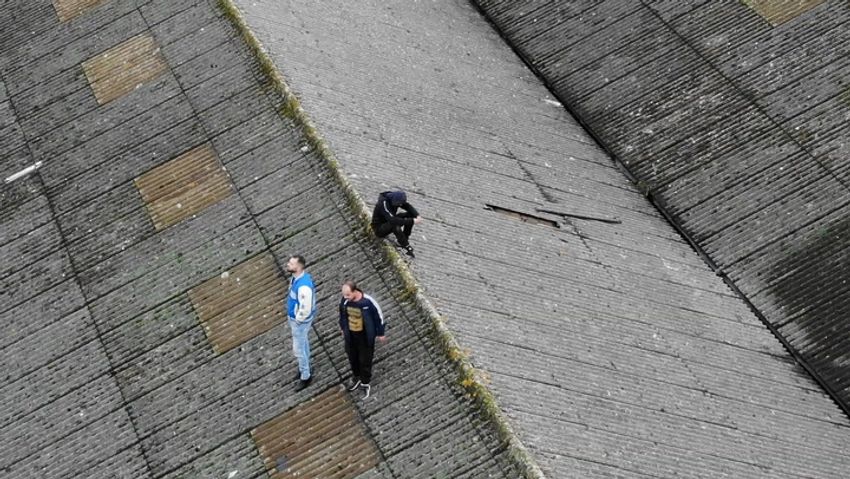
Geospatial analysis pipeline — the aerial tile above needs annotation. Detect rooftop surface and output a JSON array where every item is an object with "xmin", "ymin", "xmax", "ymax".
[
  {"xmin": 0, "ymin": 0, "xmax": 517, "ymax": 477},
  {"xmin": 233, "ymin": 0, "xmax": 850, "ymax": 477},
  {"xmin": 3, "ymin": 0, "xmax": 850, "ymax": 478},
  {"xmin": 475, "ymin": 0, "xmax": 850, "ymax": 412}
]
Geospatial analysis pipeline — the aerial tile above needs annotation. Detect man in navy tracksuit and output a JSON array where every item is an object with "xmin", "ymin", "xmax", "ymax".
[
  {"xmin": 339, "ymin": 280, "xmax": 386, "ymax": 399},
  {"xmin": 371, "ymin": 190, "xmax": 421, "ymax": 257}
]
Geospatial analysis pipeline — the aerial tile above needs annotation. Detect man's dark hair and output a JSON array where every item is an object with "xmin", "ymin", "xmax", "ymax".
[
  {"xmin": 291, "ymin": 255, "xmax": 307, "ymax": 268},
  {"xmin": 343, "ymin": 280, "xmax": 361, "ymax": 293}
]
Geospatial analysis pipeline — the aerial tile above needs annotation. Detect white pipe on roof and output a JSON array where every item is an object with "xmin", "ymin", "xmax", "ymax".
[{"xmin": 4, "ymin": 161, "xmax": 43, "ymax": 184}]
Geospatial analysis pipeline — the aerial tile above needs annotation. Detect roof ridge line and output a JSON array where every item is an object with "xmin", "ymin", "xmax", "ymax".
[{"xmin": 216, "ymin": 1, "xmax": 546, "ymax": 477}]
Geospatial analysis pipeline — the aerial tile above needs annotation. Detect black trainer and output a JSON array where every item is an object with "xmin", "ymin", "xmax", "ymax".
[
  {"xmin": 295, "ymin": 376, "xmax": 312, "ymax": 391},
  {"xmin": 348, "ymin": 379, "xmax": 362, "ymax": 391},
  {"xmin": 362, "ymin": 383, "xmax": 371, "ymax": 399},
  {"xmin": 402, "ymin": 245, "xmax": 415, "ymax": 258}
]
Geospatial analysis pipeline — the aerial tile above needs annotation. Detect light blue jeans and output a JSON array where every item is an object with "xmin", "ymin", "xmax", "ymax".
[{"xmin": 289, "ymin": 318, "xmax": 312, "ymax": 380}]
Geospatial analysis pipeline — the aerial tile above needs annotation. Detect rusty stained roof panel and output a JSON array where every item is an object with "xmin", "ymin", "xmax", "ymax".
[
  {"xmin": 188, "ymin": 252, "xmax": 286, "ymax": 354},
  {"xmin": 252, "ymin": 386, "xmax": 380, "ymax": 479},
  {"xmin": 743, "ymin": 0, "xmax": 826, "ymax": 26},
  {"xmin": 52, "ymin": 0, "xmax": 105, "ymax": 22},
  {"xmin": 81, "ymin": 32, "xmax": 168, "ymax": 104},
  {"xmin": 134, "ymin": 143, "xmax": 233, "ymax": 231}
]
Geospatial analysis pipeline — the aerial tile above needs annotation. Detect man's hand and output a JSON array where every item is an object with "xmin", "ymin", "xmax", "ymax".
[
  {"xmin": 376, "ymin": 335, "xmax": 387, "ymax": 343},
  {"xmin": 413, "ymin": 216, "xmax": 423, "ymax": 225}
]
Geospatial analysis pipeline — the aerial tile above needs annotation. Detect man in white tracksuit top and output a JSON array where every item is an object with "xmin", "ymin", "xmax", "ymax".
[{"xmin": 286, "ymin": 255, "xmax": 316, "ymax": 391}]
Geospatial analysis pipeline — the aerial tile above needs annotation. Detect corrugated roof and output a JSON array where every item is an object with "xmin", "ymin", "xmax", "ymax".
[
  {"xmin": 230, "ymin": 0, "xmax": 850, "ymax": 476},
  {"xmin": 475, "ymin": 0, "xmax": 850, "ymax": 415},
  {"xmin": 0, "ymin": 0, "xmax": 518, "ymax": 477}
]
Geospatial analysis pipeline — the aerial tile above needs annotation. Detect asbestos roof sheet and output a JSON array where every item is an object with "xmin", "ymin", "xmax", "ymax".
[{"xmin": 230, "ymin": 0, "xmax": 850, "ymax": 476}]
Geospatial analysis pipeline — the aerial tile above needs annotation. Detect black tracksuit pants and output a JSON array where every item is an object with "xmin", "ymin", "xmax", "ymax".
[
  {"xmin": 345, "ymin": 331, "xmax": 375, "ymax": 384},
  {"xmin": 372, "ymin": 212, "xmax": 414, "ymax": 247}
]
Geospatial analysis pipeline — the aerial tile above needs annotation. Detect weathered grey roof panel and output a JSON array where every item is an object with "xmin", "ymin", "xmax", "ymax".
[
  {"xmin": 0, "ymin": 0, "xmax": 518, "ymax": 477},
  {"xmin": 232, "ymin": 0, "xmax": 850, "ymax": 476},
  {"xmin": 476, "ymin": 0, "xmax": 850, "ymax": 414}
]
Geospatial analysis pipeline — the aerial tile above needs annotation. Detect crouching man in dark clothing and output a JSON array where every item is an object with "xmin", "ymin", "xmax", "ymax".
[
  {"xmin": 371, "ymin": 190, "xmax": 421, "ymax": 257},
  {"xmin": 339, "ymin": 280, "xmax": 386, "ymax": 399}
]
